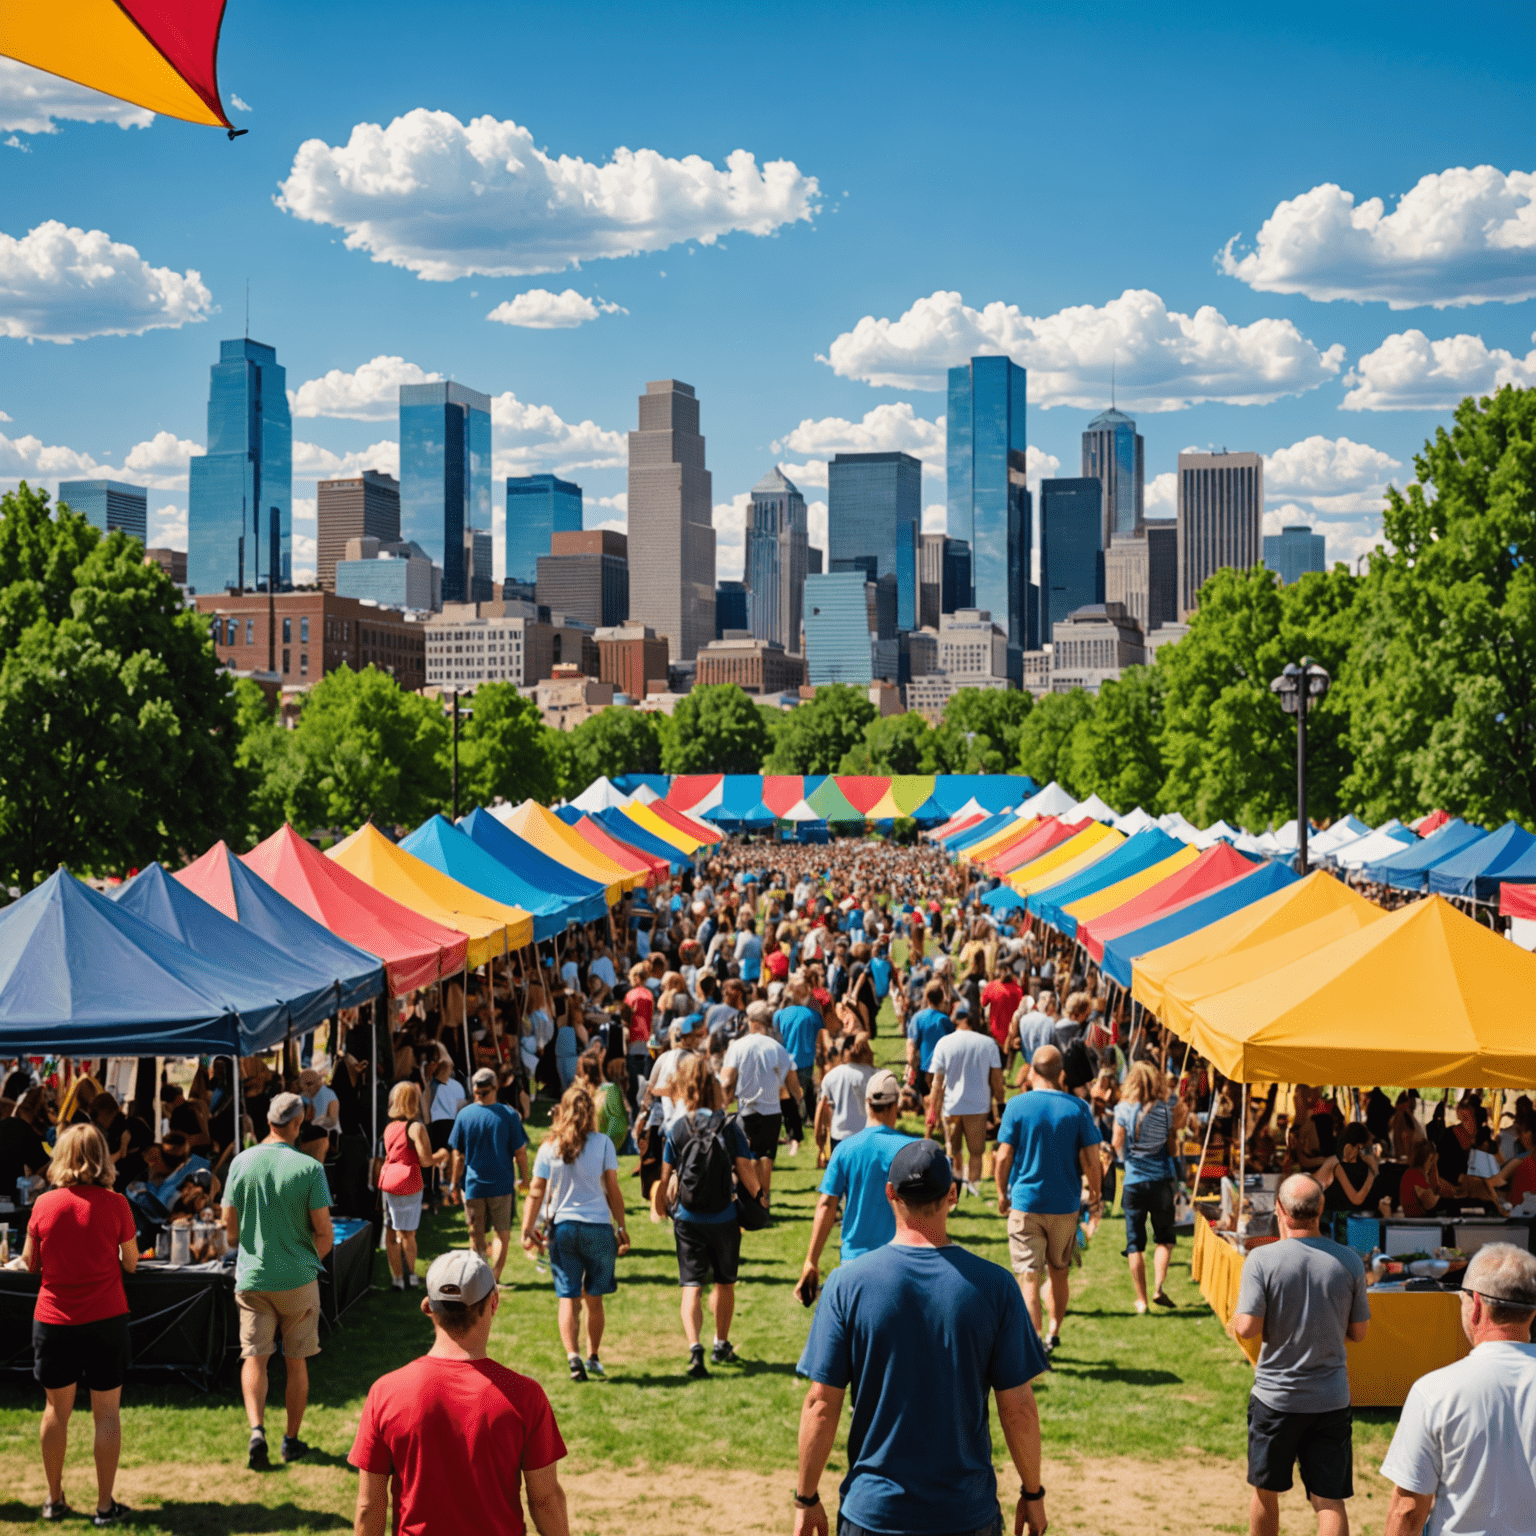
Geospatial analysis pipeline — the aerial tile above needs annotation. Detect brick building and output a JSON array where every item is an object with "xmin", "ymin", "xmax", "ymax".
[
  {"xmin": 596, "ymin": 624, "xmax": 670, "ymax": 700},
  {"xmin": 695, "ymin": 633, "xmax": 805, "ymax": 695}
]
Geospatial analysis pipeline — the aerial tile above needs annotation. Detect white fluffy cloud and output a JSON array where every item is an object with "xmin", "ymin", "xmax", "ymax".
[
  {"xmin": 1342, "ymin": 329, "xmax": 1536, "ymax": 411},
  {"xmin": 822, "ymin": 288, "xmax": 1344, "ymax": 408},
  {"xmin": 276, "ymin": 109, "xmax": 820, "ymax": 281},
  {"xmin": 230, "ymin": 94, "xmax": 252, "ymax": 114},
  {"xmin": 1262, "ymin": 434, "xmax": 1401, "ymax": 513},
  {"xmin": 0, "ymin": 427, "xmax": 103, "ymax": 482},
  {"xmin": 807, "ymin": 499, "xmax": 827, "ymax": 556},
  {"xmin": 922, "ymin": 502, "xmax": 947, "ymax": 534},
  {"xmin": 123, "ymin": 431, "xmax": 201, "ymax": 490},
  {"xmin": 590, "ymin": 492, "xmax": 628, "ymax": 517},
  {"xmin": 490, "ymin": 390, "xmax": 626, "ymax": 475},
  {"xmin": 0, "ymin": 59, "xmax": 153, "ymax": 135},
  {"xmin": 1144, "ymin": 471, "xmax": 1177, "ymax": 519},
  {"xmin": 149, "ymin": 502, "xmax": 187, "ymax": 551},
  {"xmin": 486, "ymin": 290, "xmax": 625, "ymax": 329},
  {"xmin": 292, "ymin": 439, "xmax": 400, "ymax": 479},
  {"xmin": 1220, "ymin": 167, "xmax": 1536, "ymax": 310},
  {"xmin": 774, "ymin": 401, "xmax": 945, "ymax": 463},
  {"xmin": 0, "ymin": 220, "xmax": 212, "ymax": 342},
  {"xmin": 712, "ymin": 492, "xmax": 750, "ymax": 581},
  {"xmin": 289, "ymin": 355, "xmax": 442, "ymax": 420}
]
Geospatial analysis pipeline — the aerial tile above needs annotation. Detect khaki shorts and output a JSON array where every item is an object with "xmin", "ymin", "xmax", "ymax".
[
  {"xmin": 945, "ymin": 1113, "xmax": 989, "ymax": 1161},
  {"xmin": 465, "ymin": 1193, "xmax": 515, "ymax": 1243},
  {"xmin": 1007, "ymin": 1209, "xmax": 1078, "ymax": 1277},
  {"xmin": 236, "ymin": 1280, "xmax": 321, "ymax": 1359}
]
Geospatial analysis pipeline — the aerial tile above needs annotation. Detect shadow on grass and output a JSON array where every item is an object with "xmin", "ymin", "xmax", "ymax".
[
  {"xmin": 0, "ymin": 1500, "xmax": 349, "ymax": 1534},
  {"xmin": 1049, "ymin": 1362, "xmax": 1183, "ymax": 1386},
  {"xmin": 615, "ymin": 1360, "xmax": 802, "ymax": 1387}
]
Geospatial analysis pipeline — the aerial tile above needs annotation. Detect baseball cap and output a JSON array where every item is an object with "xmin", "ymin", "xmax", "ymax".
[
  {"xmin": 864, "ymin": 1068, "xmax": 901, "ymax": 1106},
  {"xmin": 425, "ymin": 1250, "xmax": 495, "ymax": 1311},
  {"xmin": 268, "ymin": 1091, "xmax": 305, "ymax": 1127},
  {"xmin": 471, "ymin": 1067, "xmax": 498, "ymax": 1090},
  {"xmin": 888, "ymin": 1139, "xmax": 954, "ymax": 1202}
]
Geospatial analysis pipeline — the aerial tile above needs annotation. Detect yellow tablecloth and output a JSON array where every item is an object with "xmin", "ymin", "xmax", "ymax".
[{"xmin": 1190, "ymin": 1214, "xmax": 1472, "ymax": 1407}]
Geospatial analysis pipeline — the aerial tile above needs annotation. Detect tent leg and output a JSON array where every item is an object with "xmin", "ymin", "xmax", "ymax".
[
  {"xmin": 462, "ymin": 961, "xmax": 473, "ymax": 1082},
  {"xmin": 1237, "ymin": 1084, "xmax": 1248, "ymax": 1238},
  {"xmin": 232, "ymin": 1055, "xmax": 242, "ymax": 1155}
]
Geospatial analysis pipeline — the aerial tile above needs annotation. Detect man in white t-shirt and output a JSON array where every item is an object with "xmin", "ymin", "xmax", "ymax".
[
  {"xmin": 720, "ymin": 1001, "xmax": 800, "ymax": 1201},
  {"xmin": 817, "ymin": 1038, "xmax": 877, "ymax": 1152},
  {"xmin": 927, "ymin": 1003, "xmax": 1004, "ymax": 1194},
  {"xmin": 1379, "ymin": 1242, "xmax": 1536, "ymax": 1536}
]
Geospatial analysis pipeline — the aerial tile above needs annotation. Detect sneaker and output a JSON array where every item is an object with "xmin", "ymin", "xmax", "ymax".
[
  {"xmin": 390, "ymin": 1275, "xmax": 405, "ymax": 1292},
  {"xmin": 1153, "ymin": 1290, "xmax": 1176, "ymax": 1309},
  {"xmin": 1045, "ymin": 1333, "xmax": 1060, "ymax": 1356},
  {"xmin": 568, "ymin": 1356, "xmax": 588, "ymax": 1383},
  {"xmin": 406, "ymin": 1272, "xmax": 422, "ymax": 1289},
  {"xmin": 280, "ymin": 1435, "xmax": 309, "ymax": 1463},
  {"xmin": 93, "ymin": 1501, "xmax": 130, "ymax": 1527},
  {"xmin": 41, "ymin": 1501, "xmax": 74, "ymax": 1522},
  {"xmin": 247, "ymin": 1432, "xmax": 269, "ymax": 1471},
  {"xmin": 584, "ymin": 1356, "xmax": 606, "ymax": 1378},
  {"xmin": 686, "ymin": 1348, "xmax": 710, "ymax": 1380},
  {"xmin": 711, "ymin": 1340, "xmax": 738, "ymax": 1365}
]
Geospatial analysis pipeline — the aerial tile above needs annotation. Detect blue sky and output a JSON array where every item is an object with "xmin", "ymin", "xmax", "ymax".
[{"xmin": 2, "ymin": 0, "xmax": 1534, "ymax": 584}]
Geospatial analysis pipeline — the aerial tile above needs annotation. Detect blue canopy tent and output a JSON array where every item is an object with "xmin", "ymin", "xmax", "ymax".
[
  {"xmin": 1360, "ymin": 817, "xmax": 1487, "ymax": 891},
  {"xmin": 918, "ymin": 775, "xmax": 1036, "ymax": 820},
  {"xmin": 590, "ymin": 808, "xmax": 692, "ymax": 874},
  {"xmin": 113, "ymin": 863, "xmax": 343, "ymax": 1034},
  {"xmin": 981, "ymin": 885, "xmax": 1028, "ymax": 912},
  {"xmin": 174, "ymin": 842, "xmax": 383, "ymax": 1010},
  {"xmin": 1425, "ymin": 821, "xmax": 1536, "ymax": 900},
  {"xmin": 1100, "ymin": 862, "xmax": 1300, "ymax": 989},
  {"xmin": 1029, "ymin": 829, "xmax": 1186, "ymax": 937},
  {"xmin": 0, "ymin": 869, "xmax": 295, "ymax": 1057},
  {"xmin": 699, "ymin": 776, "xmax": 774, "ymax": 829},
  {"xmin": 458, "ymin": 807, "xmax": 610, "ymax": 925},
  {"xmin": 941, "ymin": 811, "xmax": 1019, "ymax": 854},
  {"xmin": 611, "ymin": 773, "xmax": 670, "ymax": 797}
]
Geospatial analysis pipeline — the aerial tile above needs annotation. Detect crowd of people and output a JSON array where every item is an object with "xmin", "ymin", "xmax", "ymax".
[{"xmin": 5, "ymin": 829, "xmax": 1536, "ymax": 1535}]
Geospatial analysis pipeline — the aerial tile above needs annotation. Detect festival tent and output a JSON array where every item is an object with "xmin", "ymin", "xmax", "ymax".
[
  {"xmin": 399, "ymin": 815, "xmax": 585, "ymax": 940},
  {"xmin": 114, "ymin": 863, "xmax": 341, "ymax": 1035},
  {"xmin": 1078, "ymin": 842, "xmax": 1258, "ymax": 962},
  {"xmin": 497, "ymin": 800, "xmax": 641, "ymax": 895},
  {"xmin": 1231, "ymin": 831, "xmax": 1272, "ymax": 856},
  {"xmin": 981, "ymin": 885, "xmax": 1028, "ymax": 912},
  {"xmin": 828, "ymin": 776, "xmax": 888, "ymax": 816},
  {"xmin": 244, "ymin": 825, "xmax": 466, "ymax": 993},
  {"xmin": 983, "ymin": 816, "xmax": 1091, "ymax": 876},
  {"xmin": 176, "ymin": 842, "xmax": 385, "ymax": 1009},
  {"xmin": 1016, "ymin": 781, "xmax": 1078, "ymax": 821},
  {"xmin": 777, "ymin": 799, "xmax": 826, "ymax": 823},
  {"xmin": 328, "ymin": 824, "xmax": 532, "ymax": 967},
  {"xmin": 1157, "ymin": 811, "xmax": 1202, "ymax": 844},
  {"xmin": 0, "ymin": 869, "xmax": 291, "ymax": 1058},
  {"xmin": 1166, "ymin": 896, "xmax": 1536, "ymax": 1089},
  {"xmin": 1103, "ymin": 860, "xmax": 1300, "ymax": 990},
  {"xmin": 571, "ymin": 776, "xmax": 629, "ymax": 813},
  {"xmin": 1308, "ymin": 815, "xmax": 1372, "ymax": 855},
  {"xmin": 666, "ymin": 775, "xmax": 724, "ymax": 814},
  {"xmin": 1128, "ymin": 868, "xmax": 1366, "ymax": 1015},
  {"xmin": 592, "ymin": 808, "xmax": 693, "ymax": 875},
  {"xmin": 866, "ymin": 775, "xmax": 938, "ymax": 820},
  {"xmin": 646, "ymin": 799, "xmax": 727, "ymax": 846},
  {"xmin": 624, "ymin": 783, "xmax": 662, "ymax": 805},
  {"xmin": 1006, "ymin": 823, "xmax": 1123, "ymax": 895},
  {"xmin": 460, "ymin": 808, "xmax": 614, "ymax": 918},
  {"xmin": 703, "ymin": 776, "xmax": 777, "ymax": 829},
  {"xmin": 929, "ymin": 798, "xmax": 988, "ymax": 840},
  {"xmin": 618, "ymin": 800, "xmax": 709, "ymax": 856},
  {"xmin": 1052, "ymin": 842, "xmax": 1202, "ymax": 940},
  {"xmin": 1360, "ymin": 817, "xmax": 1486, "ymax": 891},
  {"xmin": 958, "ymin": 815, "xmax": 1042, "ymax": 866},
  {"xmin": 942, "ymin": 810, "xmax": 1019, "ymax": 854},
  {"xmin": 1029, "ymin": 829, "xmax": 1189, "ymax": 935},
  {"xmin": 611, "ymin": 773, "xmax": 669, "ymax": 798},
  {"xmin": 761, "ymin": 777, "xmax": 806, "ymax": 817},
  {"xmin": 942, "ymin": 776, "xmax": 1035, "ymax": 816},
  {"xmin": 1502, "ymin": 883, "xmax": 1536, "ymax": 920},
  {"xmin": 567, "ymin": 815, "xmax": 672, "ymax": 885},
  {"xmin": 1114, "ymin": 807, "xmax": 1157, "ymax": 836},
  {"xmin": 1072, "ymin": 793, "xmax": 1120, "ymax": 823},
  {"xmin": 1331, "ymin": 819, "xmax": 1417, "ymax": 871},
  {"xmin": 1425, "ymin": 821, "xmax": 1536, "ymax": 900},
  {"xmin": 806, "ymin": 777, "xmax": 864, "ymax": 822},
  {"xmin": 1192, "ymin": 819, "xmax": 1244, "ymax": 849},
  {"xmin": 1414, "ymin": 809, "xmax": 1454, "ymax": 835}
]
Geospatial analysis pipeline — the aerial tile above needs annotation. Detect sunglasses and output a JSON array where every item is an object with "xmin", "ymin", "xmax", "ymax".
[{"xmin": 1460, "ymin": 1286, "xmax": 1536, "ymax": 1308}]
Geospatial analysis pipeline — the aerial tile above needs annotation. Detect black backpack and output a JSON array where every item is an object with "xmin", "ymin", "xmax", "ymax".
[{"xmin": 673, "ymin": 1112, "xmax": 736, "ymax": 1216}]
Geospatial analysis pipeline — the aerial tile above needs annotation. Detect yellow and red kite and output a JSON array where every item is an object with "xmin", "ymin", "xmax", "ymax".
[{"xmin": 0, "ymin": 0, "xmax": 244, "ymax": 136}]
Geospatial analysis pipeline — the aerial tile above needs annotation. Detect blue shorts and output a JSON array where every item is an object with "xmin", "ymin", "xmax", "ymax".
[{"xmin": 548, "ymin": 1221, "xmax": 618, "ymax": 1299}]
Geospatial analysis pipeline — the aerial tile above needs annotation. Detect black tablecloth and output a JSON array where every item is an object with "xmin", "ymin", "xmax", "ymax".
[{"xmin": 319, "ymin": 1218, "xmax": 375, "ymax": 1327}]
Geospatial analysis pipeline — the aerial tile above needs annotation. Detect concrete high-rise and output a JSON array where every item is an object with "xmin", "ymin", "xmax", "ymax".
[
  {"xmin": 745, "ymin": 465, "xmax": 808, "ymax": 650},
  {"xmin": 919, "ymin": 533, "xmax": 972, "ymax": 629},
  {"xmin": 399, "ymin": 381, "xmax": 491, "ymax": 606},
  {"xmin": 505, "ymin": 474, "xmax": 583, "ymax": 594},
  {"xmin": 188, "ymin": 338, "xmax": 292, "ymax": 596},
  {"xmin": 1082, "ymin": 407, "xmax": 1144, "ymax": 548},
  {"xmin": 627, "ymin": 379, "xmax": 715, "ymax": 662},
  {"xmin": 1177, "ymin": 450, "xmax": 1263, "ymax": 618},
  {"xmin": 1039, "ymin": 477, "xmax": 1105, "ymax": 642},
  {"xmin": 946, "ymin": 356, "xmax": 1030, "ymax": 668},
  {"xmin": 537, "ymin": 530, "xmax": 628, "ymax": 628},
  {"xmin": 828, "ymin": 452, "xmax": 920, "ymax": 632},
  {"xmin": 316, "ymin": 470, "xmax": 400, "ymax": 592},
  {"xmin": 1264, "ymin": 525, "xmax": 1327, "ymax": 585},
  {"xmin": 58, "ymin": 479, "xmax": 147, "ymax": 545}
]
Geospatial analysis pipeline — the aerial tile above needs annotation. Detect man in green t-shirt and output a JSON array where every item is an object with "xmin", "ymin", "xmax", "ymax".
[{"xmin": 222, "ymin": 1090, "xmax": 334, "ymax": 1470}]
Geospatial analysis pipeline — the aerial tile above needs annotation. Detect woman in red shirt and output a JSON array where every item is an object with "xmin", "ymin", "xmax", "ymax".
[{"xmin": 21, "ymin": 1122, "xmax": 138, "ymax": 1525}]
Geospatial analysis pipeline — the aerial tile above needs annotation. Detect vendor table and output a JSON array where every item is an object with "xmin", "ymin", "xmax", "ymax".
[{"xmin": 1190, "ymin": 1214, "xmax": 1472, "ymax": 1407}]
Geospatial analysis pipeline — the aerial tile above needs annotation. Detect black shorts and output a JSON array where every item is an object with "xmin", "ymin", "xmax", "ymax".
[
  {"xmin": 741, "ymin": 1112, "xmax": 782, "ymax": 1162},
  {"xmin": 675, "ymin": 1218, "xmax": 742, "ymax": 1287},
  {"xmin": 1247, "ymin": 1396, "xmax": 1353, "ymax": 1500},
  {"xmin": 914, "ymin": 1069, "xmax": 932, "ymax": 1096},
  {"xmin": 1121, "ymin": 1177, "xmax": 1176, "ymax": 1254},
  {"xmin": 33, "ymin": 1314, "xmax": 132, "ymax": 1392}
]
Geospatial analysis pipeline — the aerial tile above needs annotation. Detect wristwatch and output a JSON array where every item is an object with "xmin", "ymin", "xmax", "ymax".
[
  {"xmin": 794, "ymin": 1491, "xmax": 821, "ymax": 1509},
  {"xmin": 1021, "ymin": 1485, "xmax": 1046, "ymax": 1502}
]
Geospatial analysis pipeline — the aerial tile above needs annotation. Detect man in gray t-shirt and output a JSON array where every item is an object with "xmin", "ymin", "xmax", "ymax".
[{"xmin": 1233, "ymin": 1173, "xmax": 1370, "ymax": 1536}]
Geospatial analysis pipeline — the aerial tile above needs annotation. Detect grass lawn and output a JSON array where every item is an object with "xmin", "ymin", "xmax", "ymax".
[{"xmin": 0, "ymin": 1004, "xmax": 1406, "ymax": 1533}]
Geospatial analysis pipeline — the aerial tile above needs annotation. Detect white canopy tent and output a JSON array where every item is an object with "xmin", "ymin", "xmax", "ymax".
[
  {"xmin": 1015, "ymin": 781, "xmax": 1079, "ymax": 820},
  {"xmin": 779, "ymin": 799, "xmax": 825, "ymax": 822},
  {"xmin": 1331, "ymin": 818, "xmax": 1418, "ymax": 871},
  {"xmin": 1113, "ymin": 807, "xmax": 1157, "ymax": 835},
  {"xmin": 1192, "ymin": 818, "xmax": 1244, "ymax": 849},
  {"xmin": 1073, "ymin": 793, "xmax": 1120, "ymax": 823},
  {"xmin": 624, "ymin": 784, "xmax": 662, "ymax": 806},
  {"xmin": 1157, "ymin": 811, "xmax": 1201, "ymax": 844},
  {"xmin": 571, "ymin": 776, "xmax": 629, "ymax": 812},
  {"xmin": 929, "ymin": 797, "xmax": 989, "ymax": 839}
]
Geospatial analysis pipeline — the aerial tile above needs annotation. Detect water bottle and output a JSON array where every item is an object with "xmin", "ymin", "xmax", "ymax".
[{"xmin": 169, "ymin": 1224, "xmax": 191, "ymax": 1266}]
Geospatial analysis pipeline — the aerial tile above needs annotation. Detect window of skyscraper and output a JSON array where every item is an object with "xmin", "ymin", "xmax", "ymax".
[
  {"xmin": 245, "ymin": 618, "xmax": 254, "ymax": 645},
  {"xmin": 300, "ymin": 616, "xmax": 310, "ymax": 643}
]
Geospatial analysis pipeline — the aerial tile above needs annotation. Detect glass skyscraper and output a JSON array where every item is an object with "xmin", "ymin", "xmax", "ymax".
[
  {"xmin": 400, "ymin": 382, "xmax": 491, "ymax": 605},
  {"xmin": 1264, "ymin": 524, "xmax": 1327, "ymax": 585},
  {"xmin": 1039, "ymin": 477, "xmax": 1105, "ymax": 641},
  {"xmin": 745, "ymin": 465, "xmax": 808, "ymax": 650},
  {"xmin": 187, "ymin": 339, "xmax": 292, "ymax": 596},
  {"xmin": 827, "ymin": 452, "xmax": 920, "ymax": 632},
  {"xmin": 946, "ymin": 356, "xmax": 1030, "ymax": 666},
  {"xmin": 1082, "ymin": 407, "xmax": 1144, "ymax": 546},
  {"xmin": 803, "ymin": 571, "xmax": 876, "ymax": 687},
  {"xmin": 504, "ymin": 474, "xmax": 583, "ymax": 591},
  {"xmin": 58, "ymin": 479, "xmax": 147, "ymax": 545}
]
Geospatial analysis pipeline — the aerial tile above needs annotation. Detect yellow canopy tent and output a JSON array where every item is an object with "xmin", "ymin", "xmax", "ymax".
[
  {"xmin": 1062, "ymin": 844, "xmax": 1201, "ymax": 928},
  {"xmin": 328, "ymin": 824, "xmax": 531, "ymax": 967},
  {"xmin": 959, "ymin": 816, "xmax": 1040, "ymax": 866},
  {"xmin": 620, "ymin": 801, "xmax": 707, "ymax": 857},
  {"xmin": 1006, "ymin": 823, "xmax": 1122, "ymax": 894},
  {"xmin": 1165, "ymin": 895, "xmax": 1536, "ymax": 1089},
  {"xmin": 498, "ymin": 801, "xmax": 636, "ymax": 900},
  {"xmin": 1130, "ymin": 871, "xmax": 1378, "ymax": 1020}
]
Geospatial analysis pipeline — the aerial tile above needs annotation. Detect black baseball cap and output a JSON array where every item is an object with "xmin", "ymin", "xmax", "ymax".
[{"xmin": 888, "ymin": 1139, "xmax": 953, "ymax": 1202}]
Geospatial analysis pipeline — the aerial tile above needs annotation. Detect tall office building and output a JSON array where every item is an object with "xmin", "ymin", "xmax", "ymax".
[
  {"xmin": 1146, "ymin": 523, "xmax": 1178, "ymax": 627},
  {"xmin": 919, "ymin": 533, "xmax": 972, "ymax": 629},
  {"xmin": 1038, "ymin": 477, "xmax": 1105, "ymax": 641},
  {"xmin": 715, "ymin": 580, "xmax": 750, "ymax": 636},
  {"xmin": 399, "ymin": 381, "xmax": 491, "ymax": 606},
  {"xmin": 505, "ymin": 475, "xmax": 583, "ymax": 594},
  {"xmin": 803, "ymin": 570, "xmax": 880, "ymax": 688},
  {"xmin": 537, "ymin": 530, "xmax": 628, "ymax": 628},
  {"xmin": 627, "ymin": 379, "xmax": 715, "ymax": 662},
  {"xmin": 1177, "ymin": 450, "xmax": 1263, "ymax": 618},
  {"xmin": 187, "ymin": 338, "xmax": 292, "ymax": 596},
  {"xmin": 827, "ymin": 452, "xmax": 920, "ymax": 632},
  {"xmin": 1264, "ymin": 524, "xmax": 1327, "ymax": 585},
  {"xmin": 1082, "ymin": 407, "xmax": 1144, "ymax": 547},
  {"xmin": 745, "ymin": 465, "xmax": 808, "ymax": 650},
  {"xmin": 946, "ymin": 356, "xmax": 1030, "ymax": 666},
  {"xmin": 465, "ymin": 529, "xmax": 493, "ymax": 603},
  {"xmin": 58, "ymin": 479, "xmax": 147, "ymax": 545},
  {"xmin": 316, "ymin": 470, "xmax": 400, "ymax": 592}
]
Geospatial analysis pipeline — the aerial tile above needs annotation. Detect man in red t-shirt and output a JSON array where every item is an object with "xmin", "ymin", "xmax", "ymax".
[
  {"xmin": 351, "ymin": 1250, "xmax": 568, "ymax": 1536},
  {"xmin": 981, "ymin": 968, "xmax": 1024, "ymax": 1060},
  {"xmin": 624, "ymin": 963, "xmax": 655, "ymax": 1047}
]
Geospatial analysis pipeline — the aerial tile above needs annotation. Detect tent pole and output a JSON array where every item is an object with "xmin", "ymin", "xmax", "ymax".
[
  {"xmin": 370, "ymin": 995, "xmax": 382, "ymax": 1190},
  {"xmin": 462, "ymin": 960, "xmax": 472, "ymax": 1081},
  {"xmin": 232, "ymin": 1054, "xmax": 242, "ymax": 1155},
  {"xmin": 1237, "ymin": 1084, "xmax": 1248, "ymax": 1239},
  {"xmin": 1189, "ymin": 1072, "xmax": 1219, "ymax": 1214}
]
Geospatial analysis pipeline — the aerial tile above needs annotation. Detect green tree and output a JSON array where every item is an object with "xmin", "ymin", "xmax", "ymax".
[
  {"xmin": 0, "ymin": 484, "xmax": 246, "ymax": 887},
  {"xmin": 1342, "ymin": 385, "xmax": 1536, "ymax": 827},
  {"xmin": 662, "ymin": 684, "xmax": 772, "ymax": 773},
  {"xmin": 840, "ymin": 711, "xmax": 933, "ymax": 773},
  {"xmin": 1061, "ymin": 666, "xmax": 1165, "ymax": 814},
  {"xmin": 231, "ymin": 678, "xmax": 297, "ymax": 846},
  {"xmin": 458, "ymin": 683, "xmax": 562, "ymax": 809},
  {"xmin": 938, "ymin": 687, "xmax": 1033, "ymax": 770},
  {"xmin": 555, "ymin": 706, "xmax": 663, "ymax": 798},
  {"xmin": 1016, "ymin": 688, "xmax": 1097, "ymax": 791},
  {"xmin": 764, "ymin": 684, "xmax": 877, "ymax": 773}
]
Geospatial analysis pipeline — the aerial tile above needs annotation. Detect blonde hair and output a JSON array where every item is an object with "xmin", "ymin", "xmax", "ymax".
[
  {"xmin": 550, "ymin": 1084, "xmax": 597, "ymax": 1164},
  {"xmin": 677, "ymin": 1053, "xmax": 722, "ymax": 1113},
  {"xmin": 388, "ymin": 1081, "xmax": 422, "ymax": 1120},
  {"xmin": 1121, "ymin": 1061, "xmax": 1165, "ymax": 1105},
  {"xmin": 48, "ymin": 1123, "xmax": 115, "ymax": 1189}
]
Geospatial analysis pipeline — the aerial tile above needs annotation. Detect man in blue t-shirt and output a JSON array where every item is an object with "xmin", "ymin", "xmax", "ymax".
[
  {"xmin": 795, "ymin": 1139, "xmax": 1050, "ymax": 1536},
  {"xmin": 904, "ymin": 981, "xmax": 953, "ymax": 1097},
  {"xmin": 994, "ymin": 1045, "xmax": 1103, "ymax": 1355},
  {"xmin": 868, "ymin": 943, "xmax": 893, "ymax": 1006},
  {"xmin": 795, "ymin": 1071, "xmax": 909, "ymax": 1303},
  {"xmin": 447, "ymin": 1069, "xmax": 530, "ymax": 1283},
  {"xmin": 774, "ymin": 979, "xmax": 823, "ymax": 1156}
]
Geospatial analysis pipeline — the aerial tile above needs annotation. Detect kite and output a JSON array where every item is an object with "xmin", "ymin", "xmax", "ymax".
[{"xmin": 0, "ymin": 0, "xmax": 245, "ymax": 137}]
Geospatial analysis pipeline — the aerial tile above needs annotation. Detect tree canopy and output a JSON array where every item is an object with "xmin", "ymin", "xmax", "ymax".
[
  {"xmin": 553, "ymin": 706, "xmax": 663, "ymax": 799},
  {"xmin": 765, "ymin": 684, "xmax": 876, "ymax": 773},
  {"xmin": 663, "ymin": 684, "xmax": 772, "ymax": 774}
]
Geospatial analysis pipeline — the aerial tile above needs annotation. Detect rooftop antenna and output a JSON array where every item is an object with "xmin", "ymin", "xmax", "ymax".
[{"xmin": 244, "ymin": 281, "xmax": 249, "ymax": 339}]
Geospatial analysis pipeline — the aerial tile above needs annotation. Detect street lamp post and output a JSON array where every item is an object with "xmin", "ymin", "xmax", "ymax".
[
  {"xmin": 451, "ymin": 689, "xmax": 460, "ymax": 821},
  {"xmin": 1269, "ymin": 657, "xmax": 1331, "ymax": 874}
]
